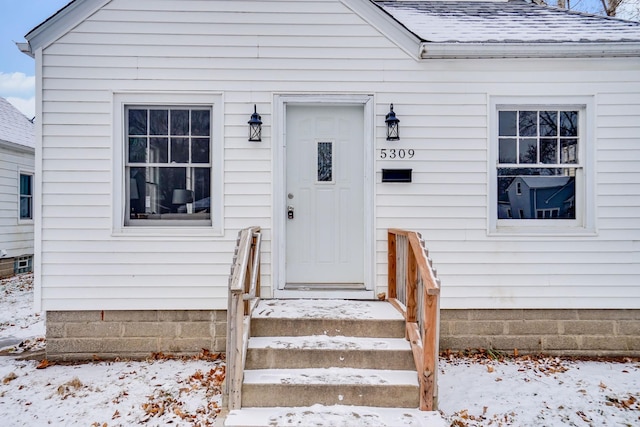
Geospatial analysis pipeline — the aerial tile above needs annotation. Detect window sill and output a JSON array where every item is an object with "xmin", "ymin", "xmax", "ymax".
[
  {"xmin": 112, "ymin": 225, "xmax": 223, "ymax": 238},
  {"xmin": 488, "ymin": 226, "xmax": 597, "ymax": 238}
]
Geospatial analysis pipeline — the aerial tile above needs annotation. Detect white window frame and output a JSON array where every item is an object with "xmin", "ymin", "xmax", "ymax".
[
  {"xmin": 18, "ymin": 169, "xmax": 34, "ymax": 223},
  {"xmin": 488, "ymin": 96, "xmax": 595, "ymax": 235},
  {"xmin": 112, "ymin": 92, "xmax": 224, "ymax": 236}
]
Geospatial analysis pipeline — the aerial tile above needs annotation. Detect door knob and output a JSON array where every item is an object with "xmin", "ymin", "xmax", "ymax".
[{"xmin": 287, "ymin": 205, "xmax": 294, "ymax": 219}]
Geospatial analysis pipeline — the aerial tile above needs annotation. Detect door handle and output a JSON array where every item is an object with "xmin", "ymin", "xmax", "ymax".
[{"xmin": 287, "ymin": 205, "xmax": 294, "ymax": 219}]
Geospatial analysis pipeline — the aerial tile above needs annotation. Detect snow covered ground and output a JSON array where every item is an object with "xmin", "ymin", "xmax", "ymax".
[{"xmin": 0, "ymin": 273, "xmax": 639, "ymax": 426}]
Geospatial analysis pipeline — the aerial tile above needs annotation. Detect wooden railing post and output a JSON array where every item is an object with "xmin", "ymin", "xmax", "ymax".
[
  {"xmin": 387, "ymin": 228, "xmax": 440, "ymax": 412},
  {"xmin": 406, "ymin": 242, "xmax": 418, "ymax": 324},
  {"xmin": 226, "ymin": 227, "xmax": 262, "ymax": 411},
  {"xmin": 388, "ymin": 231, "xmax": 397, "ymax": 299}
]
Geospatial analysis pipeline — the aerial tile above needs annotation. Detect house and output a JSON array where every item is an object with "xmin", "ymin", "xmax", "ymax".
[
  {"xmin": 0, "ymin": 97, "xmax": 35, "ymax": 278},
  {"xmin": 18, "ymin": 0, "xmax": 640, "ymax": 360},
  {"xmin": 499, "ymin": 176, "xmax": 575, "ymax": 219}
]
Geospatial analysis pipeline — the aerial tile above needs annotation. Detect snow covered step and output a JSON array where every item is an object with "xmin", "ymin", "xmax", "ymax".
[
  {"xmin": 245, "ymin": 335, "xmax": 415, "ymax": 370},
  {"xmin": 241, "ymin": 368, "xmax": 420, "ymax": 408},
  {"xmin": 250, "ymin": 299, "xmax": 406, "ymax": 338},
  {"xmin": 224, "ymin": 405, "xmax": 447, "ymax": 427}
]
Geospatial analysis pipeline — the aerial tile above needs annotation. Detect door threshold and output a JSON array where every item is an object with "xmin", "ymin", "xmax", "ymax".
[
  {"xmin": 274, "ymin": 289, "xmax": 375, "ymax": 300},
  {"xmin": 285, "ymin": 283, "xmax": 366, "ymax": 291}
]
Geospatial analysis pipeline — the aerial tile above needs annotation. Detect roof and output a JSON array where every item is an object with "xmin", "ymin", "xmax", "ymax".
[
  {"xmin": 0, "ymin": 97, "xmax": 35, "ymax": 151},
  {"xmin": 376, "ymin": 0, "xmax": 640, "ymax": 43},
  {"xmin": 517, "ymin": 176, "xmax": 572, "ymax": 189},
  {"xmin": 20, "ymin": 0, "xmax": 640, "ymax": 60}
]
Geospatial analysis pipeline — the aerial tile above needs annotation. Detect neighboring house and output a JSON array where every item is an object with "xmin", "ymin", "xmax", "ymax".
[
  {"xmin": 0, "ymin": 97, "xmax": 35, "ymax": 279},
  {"xmin": 500, "ymin": 176, "xmax": 575, "ymax": 219},
  {"xmin": 18, "ymin": 0, "xmax": 640, "ymax": 360}
]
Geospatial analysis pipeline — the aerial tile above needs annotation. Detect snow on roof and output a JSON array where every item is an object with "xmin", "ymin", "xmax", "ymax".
[
  {"xmin": 518, "ymin": 175, "xmax": 571, "ymax": 188},
  {"xmin": 376, "ymin": 0, "xmax": 640, "ymax": 43},
  {"xmin": 0, "ymin": 97, "xmax": 35, "ymax": 150}
]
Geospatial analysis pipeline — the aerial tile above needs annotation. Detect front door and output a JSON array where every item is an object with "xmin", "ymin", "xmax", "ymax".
[{"xmin": 285, "ymin": 104, "xmax": 365, "ymax": 289}]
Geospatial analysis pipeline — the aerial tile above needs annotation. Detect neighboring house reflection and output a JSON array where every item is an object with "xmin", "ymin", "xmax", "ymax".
[{"xmin": 499, "ymin": 176, "xmax": 575, "ymax": 219}]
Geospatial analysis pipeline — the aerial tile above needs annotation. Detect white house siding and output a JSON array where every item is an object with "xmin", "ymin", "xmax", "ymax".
[
  {"xmin": 0, "ymin": 145, "xmax": 34, "ymax": 261},
  {"xmin": 37, "ymin": 0, "xmax": 640, "ymax": 312}
]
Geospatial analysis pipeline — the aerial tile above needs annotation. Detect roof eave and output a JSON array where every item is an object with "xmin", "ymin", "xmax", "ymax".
[
  {"xmin": 23, "ymin": 0, "xmax": 110, "ymax": 54},
  {"xmin": 15, "ymin": 42, "xmax": 34, "ymax": 58},
  {"xmin": 0, "ymin": 139, "xmax": 35, "ymax": 154},
  {"xmin": 420, "ymin": 42, "xmax": 640, "ymax": 59}
]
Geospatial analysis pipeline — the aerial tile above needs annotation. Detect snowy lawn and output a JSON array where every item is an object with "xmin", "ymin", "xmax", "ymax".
[{"xmin": 1, "ymin": 273, "xmax": 639, "ymax": 426}]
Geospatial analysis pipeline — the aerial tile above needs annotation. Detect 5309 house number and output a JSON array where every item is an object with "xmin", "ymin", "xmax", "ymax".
[{"xmin": 379, "ymin": 148, "xmax": 415, "ymax": 159}]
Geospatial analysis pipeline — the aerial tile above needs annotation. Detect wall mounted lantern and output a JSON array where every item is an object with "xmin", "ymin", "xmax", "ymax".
[
  {"xmin": 385, "ymin": 103, "xmax": 400, "ymax": 141},
  {"xmin": 248, "ymin": 104, "xmax": 263, "ymax": 142}
]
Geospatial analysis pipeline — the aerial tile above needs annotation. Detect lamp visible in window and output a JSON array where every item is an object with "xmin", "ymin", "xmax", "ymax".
[
  {"xmin": 172, "ymin": 189, "xmax": 194, "ymax": 214},
  {"xmin": 248, "ymin": 104, "xmax": 262, "ymax": 142},
  {"xmin": 385, "ymin": 103, "xmax": 400, "ymax": 141}
]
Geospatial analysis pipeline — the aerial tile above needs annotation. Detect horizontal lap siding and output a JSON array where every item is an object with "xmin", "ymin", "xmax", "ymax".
[
  {"xmin": 39, "ymin": 0, "xmax": 390, "ymax": 310},
  {"xmin": 374, "ymin": 60, "xmax": 640, "ymax": 310},
  {"xmin": 0, "ymin": 149, "xmax": 34, "ymax": 257},
  {"xmin": 39, "ymin": 0, "xmax": 640, "ymax": 311}
]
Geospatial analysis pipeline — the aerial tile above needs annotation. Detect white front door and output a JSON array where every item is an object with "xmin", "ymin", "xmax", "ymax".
[{"xmin": 285, "ymin": 104, "xmax": 365, "ymax": 289}]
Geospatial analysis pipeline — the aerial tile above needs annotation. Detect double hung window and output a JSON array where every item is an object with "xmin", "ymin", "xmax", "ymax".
[
  {"xmin": 492, "ymin": 100, "xmax": 591, "ymax": 233},
  {"xmin": 125, "ymin": 106, "xmax": 212, "ymax": 226},
  {"xmin": 19, "ymin": 172, "xmax": 33, "ymax": 221}
]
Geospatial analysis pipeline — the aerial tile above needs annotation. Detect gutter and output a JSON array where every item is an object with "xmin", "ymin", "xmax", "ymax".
[
  {"xmin": 0, "ymin": 139, "xmax": 35, "ymax": 154},
  {"xmin": 420, "ymin": 42, "xmax": 640, "ymax": 59},
  {"xmin": 16, "ymin": 42, "xmax": 34, "ymax": 58}
]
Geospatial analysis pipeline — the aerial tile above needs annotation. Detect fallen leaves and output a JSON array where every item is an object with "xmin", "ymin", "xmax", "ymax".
[
  {"xmin": 606, "ymin": 394, "xmax": 639, "ymax": 410},
  {"xmin": 36, "ymin": 359, "xmax": 51, "ymax": 369},
  {"xmin": 3, "ymin": 372, "xmax": 17, "ymax": 384},
  {"xmin": 57, "ymin": 377, "xmax": 84, "ymax": 399},
  {"xmin": 139, "ymin": 363, "xmax": 225, "ymax": 425}
]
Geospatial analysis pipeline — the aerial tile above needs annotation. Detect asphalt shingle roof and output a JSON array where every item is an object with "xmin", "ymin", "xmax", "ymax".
[
  {"xmin": 376, "ymin": 0, "xmax": 640, "ymax": 43},
  {"xmin": 0, "ymin": 97, "xmax": 35, "ymax": 149}
]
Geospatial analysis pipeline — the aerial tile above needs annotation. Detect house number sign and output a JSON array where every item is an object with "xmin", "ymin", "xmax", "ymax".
[{"xmin": 379, "ymin": 148, "xmax": 415, "ymax": 159}]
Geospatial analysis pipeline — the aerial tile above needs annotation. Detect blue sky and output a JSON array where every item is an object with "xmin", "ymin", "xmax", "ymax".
[{"xmin": 0, "ymin": 0, "xmax": 70, "ymax": 117}]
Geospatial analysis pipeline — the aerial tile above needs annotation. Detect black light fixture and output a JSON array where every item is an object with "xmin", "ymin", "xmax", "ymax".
[
  {"xmin": 385, "ymin": 103, "xmax": 400, "ymax": 141},
  {"xmin": 248, "ymin": 104, "xmax": 262, "ymax": 142}
]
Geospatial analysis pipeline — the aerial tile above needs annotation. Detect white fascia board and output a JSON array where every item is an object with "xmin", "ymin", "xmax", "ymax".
[
  {"xmin": 0, "ymin": 139, "xmax": 35, "ymax": 154},
  {"xmin": 341, "ymin": 0, "xmax": 423, "ymax": 60},
  {"xmin": 24, "ymin": 0, "xmax": 110, "ymax": 54},
  {"xmin": 421, "ymin": 42, "xmax": 640, "ymax": 59}
]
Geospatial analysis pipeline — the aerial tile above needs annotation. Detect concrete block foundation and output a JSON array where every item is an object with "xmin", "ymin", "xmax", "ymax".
[
  {"xmin": 440, "ymin": 309, "xmax": 640, "ymax": 357},
  {"xmin": 46, "ymin": 308, "xmax": 640, "ymax": 360},
  {"xmin": 46, "ymin": 309, "xmax": 227, "ymax": 361}
]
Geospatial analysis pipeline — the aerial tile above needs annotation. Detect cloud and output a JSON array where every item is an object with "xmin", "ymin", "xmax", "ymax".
[
  {"xmin": 0, "ymin": 72, "xmax": 36, "ymax": 119},
  {"xmin": 6, "ymin": 96, "xmax": 35, "ymax": 119},
  {"xmin": 0, "ymin": 72, "xmax": 35, "ymax": 96}
]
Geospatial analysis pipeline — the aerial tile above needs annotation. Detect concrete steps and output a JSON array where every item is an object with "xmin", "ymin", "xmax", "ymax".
[
  {"xmin": 222, "ymin": 299, "xmax": 447, "ymax": 426},
  {"xmin": 223, "ymin": 405, "xmax": 448, "ymax": 427},
  {"xmin": 245, "ymin": 335, "xmax": 416, "ymax": 369},
  {"xmin": 241, "ymin": 299, "xmax": 419, "ymax": 408}
]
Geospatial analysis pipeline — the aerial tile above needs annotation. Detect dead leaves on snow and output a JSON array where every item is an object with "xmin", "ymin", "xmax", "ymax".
[
  {"xmin": 57, "ymin": 377, "xmax": 84, "ymax": 399},
  {"xmin": 448, "ymin": 408, "xmax": 516, "ymax": 427},
  {"xmin": 2, "ymin": 372, "xmax": 17, "ymax": 384},
  {"xmin": 140, "ymin": 364, "xmax": 225, "ymax": 425},
  {"xmin": 606, "ymin": 394, "xmax": 640, "ymax": 411}
]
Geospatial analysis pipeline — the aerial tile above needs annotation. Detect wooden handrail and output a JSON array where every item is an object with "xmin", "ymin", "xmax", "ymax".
[
  {"xmin": 225, "ymin": 226, "xmax": 261, "ymax": 410},
  {"xmin": 388, "ymin": 228, "xmax": 440, "ymax": 411}
]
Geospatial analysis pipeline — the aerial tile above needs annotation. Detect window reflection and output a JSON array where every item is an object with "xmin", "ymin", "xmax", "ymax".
[
  {"xmin": 497, "ymin": 109, "xmax": 579, "ymax": 220},
  {"xmin": 126, "ymin": 107, "xmax": 212, "ymax": 223}
]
